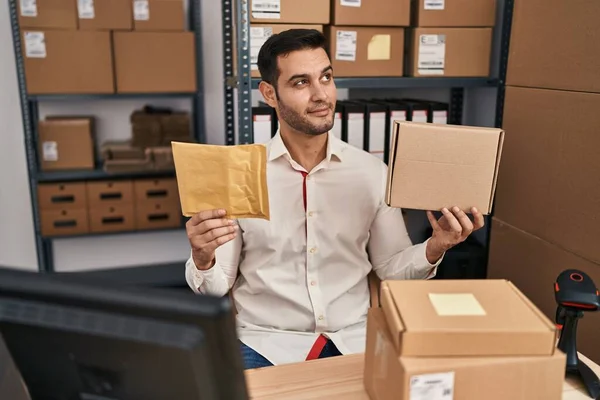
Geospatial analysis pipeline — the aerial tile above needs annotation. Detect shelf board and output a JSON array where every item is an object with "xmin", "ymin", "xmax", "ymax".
[
  {"xmin": 250, "ymin": 77, "xmax": 500, "ymax": 90},
  {"xmin": 28, "ymin": 92, "xmax": 196, "ymax": 101},
  {"xmin": 42, "ymin": 225, "xmax": 186, "ymax": 240},
  {"xmin": 37, "ymin": 168, "xmax": 176, "ymax": 183}
]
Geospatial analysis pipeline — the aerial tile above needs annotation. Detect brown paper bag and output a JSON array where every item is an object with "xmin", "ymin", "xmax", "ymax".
[{"xmin": 171, "ymin": 141, "xmax": 270, "ymax": 219}]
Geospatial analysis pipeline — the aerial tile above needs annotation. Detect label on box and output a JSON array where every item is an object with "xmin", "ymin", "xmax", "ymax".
[
  {"xmin": 78, "ymin": 0, "xmax": 95, "ymax": 19},
  {"xmin": 42, "ymin": 141, "xmax": 58, "ymax": 162},
  {"xmin": 433, "ymin": 110, "xmax": 448, "ymax": 124},
  {"xmin": 134, "ymin": 0, "xmax": 150, "ymax": 21},
  {"xmin": 336, "ymin": 30, "xmax": 357, "ymax": 61},
  {"xmin": 341, "ymin": 0, "xmax": 361, "ymax": 7},
  {"xmin": 252, "ymin": 0, "xmax": 280, "ymax": 19},
  {"xmin": 418, "ymin": 34, "xmax": 445, "ymax": 75},
  {"xmin": 250, "ymin": 27, "xmax": 273, "ymax": 70},
  {"xmin": 409, "ymin": 372, "xmax": 454, "ymax": 400},
  {"xmin": 20, "ymin": 0, "xmax": 37, "ymax": 17},
  {"xmin": 424, "ymin": 0, "xmax": 445, "ymax": 10},
  {"xmin": 24, "ymin": 31, "xmax": 46, "ymax": 58}
]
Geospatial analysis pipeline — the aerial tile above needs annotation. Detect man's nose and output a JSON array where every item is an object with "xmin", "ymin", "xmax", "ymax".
[{"xmin": 310, "ymin": 82, "xmax": 328, "ymax": 102}]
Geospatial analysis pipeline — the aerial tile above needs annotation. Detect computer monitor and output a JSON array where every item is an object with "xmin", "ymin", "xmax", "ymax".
[{"xmin": 0, "ymin": 267, "xmax": 249, "ymax": 400}]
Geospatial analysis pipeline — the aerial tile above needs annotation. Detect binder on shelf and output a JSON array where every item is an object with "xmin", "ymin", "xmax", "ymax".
[
  {"xmin": 403, "ymin": 99, "xmax": 450, "ymax": 124},
  {"xmin": 252, "ymin": 104, "xmax": 275, "ymax": 144},
  {"xmin": 385, "ymin": 99, "xmax": 429, "ymax": 123},
  {"xmin": 349, "ymin": 100, "xmax": 388, "ymax": 162},
  {"xmin": 370, "ymin": 100, "xmax": 409, "ymax": 164},
  {"xmin": 338, "ymin": 101, "xmax": 366, "ymax": 151}
]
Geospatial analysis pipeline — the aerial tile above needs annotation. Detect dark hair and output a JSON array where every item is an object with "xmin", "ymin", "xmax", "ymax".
[{"xmin": 257, "ymin": 29, "xmax": 328, "ymax": 88}]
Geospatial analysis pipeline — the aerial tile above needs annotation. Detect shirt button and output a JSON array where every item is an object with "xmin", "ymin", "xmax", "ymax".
[
  {"xmin": 309, "ymin": 247, "xmax": 316, "ymax": 254},
  {"xmin": 308, "ymin": 211, "xmax": 314, "ymax": 217},
  {"xmin": 311, "ymin": 281, "xmax": 317, "ymax": 286},
  {"xmin": 318, "ymin": 315, "xmax": 324, "ymax": 321}
]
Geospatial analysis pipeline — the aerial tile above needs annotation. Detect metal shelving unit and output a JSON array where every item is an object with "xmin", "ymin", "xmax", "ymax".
[{"xmin": 9, "ymin": 0, "xmax": 206, "ymax": 273}]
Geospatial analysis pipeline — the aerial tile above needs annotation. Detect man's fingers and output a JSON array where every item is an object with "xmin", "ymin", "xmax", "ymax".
[
  {"xmin": 451, "ymin": 206, "xmax": 473, "ymax": 236},
  {"xmin": 201, "ymin": 225, "xmax": 238, "ymax": 243},
  {"xmin": 200, "ymin": 231, "xmax": 238, "ymax": 254},
  {"xmin": 188, "ymin": 209, "xmax": 227, "ymax": 226},
  {"xmin": 472, "ymin": 207, "xmax": 485, "ymax": 230},
  {"xmin": 426, "ymin": 211, "xmax": 441, "ymax": 231},
  {"xmin": 441, "ymin": 208, "xmax": 462, "ymax": 234}
]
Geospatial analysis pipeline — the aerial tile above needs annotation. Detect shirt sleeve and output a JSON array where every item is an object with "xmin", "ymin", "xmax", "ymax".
[
  {"xmin": 184, "ymin": 222, "xmax": 243, "ymax": 296},
  {"xmin": 367, "ymin": 162, "xmax": 444, "ymax": 280}
]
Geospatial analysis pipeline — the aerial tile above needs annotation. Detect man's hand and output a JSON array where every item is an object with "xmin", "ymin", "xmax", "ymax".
[
  {"xmin": 186, "ymin": 209, "xmax": 239, "ymax": 271},
  {"xmin": 425, "ymin": 206, "xmax": 485, "ymax": 264}
]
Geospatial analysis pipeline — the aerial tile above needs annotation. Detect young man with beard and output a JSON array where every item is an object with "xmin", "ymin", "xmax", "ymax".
[{"xmin": 184, "ymin": 29, "xmax": 485, "ymax": 369}]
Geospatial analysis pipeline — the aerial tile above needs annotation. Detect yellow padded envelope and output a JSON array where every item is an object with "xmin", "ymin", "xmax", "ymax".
[{"xmin": 171, "ymin": 141, "xmax": 270, "ymax": 219}]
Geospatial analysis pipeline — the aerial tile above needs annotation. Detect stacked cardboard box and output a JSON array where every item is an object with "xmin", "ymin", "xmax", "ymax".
[
  {"xmin": 328, "ymin": 0, "xmax": 409, "ymax": 77},
  {"xmin": 37, "ymin": 178, "xmax": 181, "ymax": 236},
  {"xmin": 364, "ymin": 280, "xmax": 566, "ymax": 400},
  {"xmin": 38, "ymin": 117, "xmax": 96, "ymax": 171},
  {"xmin": 488, "ymin": 0, "xmax": 600, "ymax": 363},
  {"xmin": 18, "ymin": 0, "xmax": 195, "ymax": 94},
  {"xmin": 407, "ymin": 0, "xmax": 495, "ymax": 77}
]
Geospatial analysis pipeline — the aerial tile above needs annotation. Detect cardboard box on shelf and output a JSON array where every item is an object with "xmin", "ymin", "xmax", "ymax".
[
  {"xmin": 249, "ymin": 24, "xmax": 324, "ymax": 78},
  {"xmin": 101, "ymin": 140, "xmax": 145, "ymax": 161},
  {"xmin": 379, "ymin": 279, "xmax": 557, "ymax": 357},
  {"xmin": 89, "ymin": 204, "xmax": 135, "ymax": 233},
  {"xmin": 133, "ymin": 0, "xmax": 185, "ymax": 31},
  {"xmin": 38, "ymin": 117, "xmax": 95, "ymax": 171},
  {"xmin": 412, "ymin": 0, "xmax": 497, "ymax": 27},
  {"xmin": 332, "ymin": 0, "xmax": 410, "ymax": 27},
  {"xmin": 364, "ymin": 307, "xmax": 566, "ymax": 400},
  {"xmin": 37, "ymin": 183, "xmax": 87, "ymax": 210},
  {"xmin": 494, "ymin": 86, "xmax": 600, "ymax": 264},
  {"xmin": 488, "ymin": 218, "xmax": 600, "ymax": 364},
  {"xmin": 249, "ymin": 0, "xmax": 329, "ymax": 24},
  {"xmin": 145, "ymin": 147, "xmax": 175, "ymax": 170},
  {"xmin": 22, "ymin": 30, "xmax": 114, "ymax": 94},
  {"xmin": 507, "ymin": 0, "xmax": 600, "ymax": 93},
  {"xmin": 386, "ymin": 121, "xmax": 503, "ymax": 214},
  {"xmin": 113, "ymin": 32, "xmax": 196, "ymax": 93},
  {"xmin": 78, "ymin": 0, "xmax": 132, "ymax": 30},
  {"xmin": 327, "ymin": 26, "xmax": 404, "ymax": 77},
  {"xmin": 86, "ymin": 181, "xmax": 134, "ymax": 207},
  {"xmin": 408, "ymin": 28, "xmax": 492, "ymax": 77},
  {"xmin": 18, "ymin": 0, "xmax": 77, "ymax": 29},
  {"xmin": 135, "ymin": 200, "xmax": 182, "ymax": 230},
  {"xmin": 40, "ymin": 208, "xmax": 90, "ymax": 236}
]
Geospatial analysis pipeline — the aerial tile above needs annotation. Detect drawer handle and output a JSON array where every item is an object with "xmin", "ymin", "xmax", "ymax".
[
  {"xmin": 148, "ymin": 213, "xmax": 169, "ymax": 222},
  {"xmin": 50, "ymin": 195, "xmax": 75, "ymax": 204},
  {"xmin": 102, "ymin": 216, "xmax": 124, "ymax": 225},
  {"xmin": 54, "ymin": 219, "xmax": 77, "ymax": 228},
  {"xmin": 146, "ymin": 189, "xmax": 168, "ymax": 198},
  {"xmin": 100, "ymin": 192, "xmax": 122, "ymax": 200}
]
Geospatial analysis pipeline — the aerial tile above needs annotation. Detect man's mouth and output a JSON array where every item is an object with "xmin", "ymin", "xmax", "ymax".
[{"xmin": 308, "ymin": 106, "xmax": 331, "ymax": 117}]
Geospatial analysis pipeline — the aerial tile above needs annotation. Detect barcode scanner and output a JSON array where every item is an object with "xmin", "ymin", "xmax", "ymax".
[{"xmin": 554, "ymin": 269, "xmax": 600, "ymax": 399}]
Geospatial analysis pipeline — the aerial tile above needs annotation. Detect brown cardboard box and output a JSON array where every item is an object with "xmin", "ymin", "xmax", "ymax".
[
  {"xmin": 134, "ymin": 178, "xmax": 179, "ymax": 202},
  {"xmin": 488, "ymin": 218, "xmax": 600, "ymax": 364},
  {"xmin": 412, "ymin": 0, "xmax": 496, "ymax": 27},
  {"xmin": 18, "ymin": 0, "xmax": 77, "ymax": 29},
  {"xmin": 507, "ymin": 0, "xmax": 600, "ymax": 93},
  {"xmin": 332, "ymin": 0, "xmax": 410, "ymax": 27},
  {"xmin": 135, "ymin": 200, "xmax": 181, "ymax": 229},
  {"xmin": 327, "ymin": 26, "xmax": 404, "ymax": 77},
  {"xmin": 380, "ymin": 279, "xmax": 557, "ymax": 357},
  {"xmin": 364, "ymin": 308, "xmax": 567, "ymax": 400},
  {"xmin": 40, "ymin": 208, "xmax": 90, "ymax": 236},
  {"xmin": 89, "ymin": 204, "xmax": 135, "ymax": 233},
  {"xmin": 86, "ymin": 181, "xmax": 134, "ymax": 206},
  {"xmin": 249, "ymin": 0, "xmax": 329, "ymax": 24},
  {"xmin": 38, "ymin": 118, "xmax": 95, "ymax": 171},
  {"xmin": 22, "ymin": 30, "xmax": 114, "ymax": 94},
  {"xmin": 133, "ymin": 0, "xmax": 185, "ymax": 31},
  {"xmin": 38, "ymin": 183, "xmax": 87, "ymax": 210},
  {"xmin": 78, "ymin": 0, "xmax": 132, "ymax": 30},
  {"xmin": 113, "ymin": 32, "xmax": 196, "ymax": 93},
  {"xmin": 408, "ymin": 28, "xmax": 492, "ymax": 77},
  {"xmin": 100, "ymin": 140, "xmax": 145, "ymax": 161},
  {"xmin": 385, "ymin": 121, "xmax": 503, "ymax": 214},
  {"xmin": 0, "ymin": 336, "xmax": 31, "ymax": 400},
  {"xmin": 494, "ymin": 87, "xmax": 600, "ymax": 264},
  {"xmin": 250, "ymin": 24, "xmax": 324, "ymax": 78}
]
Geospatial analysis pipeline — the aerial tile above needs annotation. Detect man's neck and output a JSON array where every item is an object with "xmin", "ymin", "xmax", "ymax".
[{"xmin": 280, "ymin": 128, "xmax": 328, "ymax": 173}]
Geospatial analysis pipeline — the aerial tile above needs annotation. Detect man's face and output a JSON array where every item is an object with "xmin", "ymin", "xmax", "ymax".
[{"xmin": 273, "ymin": 47, "xmax": 337, "ymax": 136}]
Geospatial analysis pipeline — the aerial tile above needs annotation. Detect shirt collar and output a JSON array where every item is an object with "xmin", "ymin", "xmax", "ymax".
[{"xmin": 267, "ymin": 131, "xmax": 345, "ymax": 163}]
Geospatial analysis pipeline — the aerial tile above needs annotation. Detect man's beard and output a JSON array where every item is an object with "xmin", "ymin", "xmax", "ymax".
[{"xmin": 277, "ymin": 98, "xmax": 334, "ymax": 136}]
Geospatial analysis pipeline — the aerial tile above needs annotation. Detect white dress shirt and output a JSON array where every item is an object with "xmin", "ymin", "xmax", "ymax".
[{"xmin": 185, "ymin": 132, "xmax": 442, "ymax": 366}]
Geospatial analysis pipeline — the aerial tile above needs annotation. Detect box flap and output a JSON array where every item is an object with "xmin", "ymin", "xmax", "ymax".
[
  {"xmin": 380, "ymin": 282, "xmax": 405, "ymax": 353},
  {"xmin": 385, "ymin": 121, "xmax": 401, "ymax": 206},
  {"xmin": 488, "ymin": 130, "xmax": 505, "ymax": 213}
]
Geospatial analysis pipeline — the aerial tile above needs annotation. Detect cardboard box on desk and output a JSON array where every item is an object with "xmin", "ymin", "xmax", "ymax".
[
  {"xmin": 364, "ymin": 307, "xmax": 566, "ymax": 400},
  {"xmin": 385, "ymin": 121, "xmax": 504, "ymax": 214},
  {"xmin": 379, "ymin": 279, "xmax": 558, "ymax": 357}
]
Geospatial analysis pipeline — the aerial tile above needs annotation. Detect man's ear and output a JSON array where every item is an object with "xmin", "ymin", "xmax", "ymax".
[{"xmin": 258, "ymin": 81, "xmax": 278, "ymax": 108}]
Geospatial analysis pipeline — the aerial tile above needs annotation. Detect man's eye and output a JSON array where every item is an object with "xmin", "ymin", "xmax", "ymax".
[
  {"xmin": 295, "ymin": 79, "xmax": 308, "ymax": 86},
  {"xmin": 322, "ymin": 73, "xmax": 332, "ymax": 82}
]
